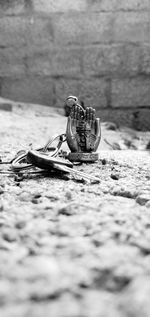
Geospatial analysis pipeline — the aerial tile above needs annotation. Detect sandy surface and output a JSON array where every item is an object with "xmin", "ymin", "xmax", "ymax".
[{"xmin": 0, "ymin": 101, "xmax": 150, "ymax": 317}]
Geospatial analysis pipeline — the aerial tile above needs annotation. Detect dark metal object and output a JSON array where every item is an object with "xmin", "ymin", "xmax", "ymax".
[
  {"xmin": 9, "ymin": 96, "xmax": 101, "ymax": 180},
  {"xmin": 11, "ymin": 151, "xmax": 33, "ymax": 171},
  {"xmin": 11, "ymin": 134, "xmax": 66, "ymax": 172},
  {"xmin": 54, "ymin": 164, "xmax": 100, "ymax": 182},
  {"xmin": 27, "ymin": 150, "xmax": 73, "ymax": 170},
  {"xmin": 67, "ymin": 152, "xmax": 99, "ymax": 163},
  {"xmin": 27, "ymin": 150, "xmax": 100, "ymax": 182},
  {"xmin": 66, "ymin": 101, "xmax": 101, "ymax": 162}
]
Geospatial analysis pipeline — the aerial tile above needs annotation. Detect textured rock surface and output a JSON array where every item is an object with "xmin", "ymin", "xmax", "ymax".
[{"xmin": 0, "ymin": 102, "xmax": 150, "ymax": 316}]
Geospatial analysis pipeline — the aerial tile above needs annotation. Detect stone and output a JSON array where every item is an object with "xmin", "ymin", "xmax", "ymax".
[
  {"xmin": 111, "ymin": 78, "xmax": 150, "ymax": 108},
  {"xmin": 15, "ymin": 220, "xmax": 26, "ymax": 229},
  {"xmin": 0, "ymin": 202, "xmax": 4, "ymax": 212},
  {"xmin": 19, "ymin": 191, "xmax": 31, "ymax": 202},
  {"xmin": 0, "ymin": 0, "xmax": 26, "ymax": 16},
  {"xmin": 103, "ymin": 122, "xmax": 117, "ymax": 130},
  {"xmin": 120, "ymin": 277, "xmax": 150, "ymax": 317},
  {"xmin": 146, "ymin": 201, "xmax": 150, "ymax": 208},
  {"xmin": 0, "ymin": 103, "xmax": 12, "ymax": 112},
  {"xmin": 57, "ymin": 205, "xmax": 75, "ymax": 216},
  {"xmin": 0, "ymin": 187, "xmax": 4, "ymax": 195},
  {"xmin": 78, "ymin": 78, "xmax": 109, "ymax": 108},
  {"xmin": 141, "ymin": 44, "xmax": 150, "ymax": 75},
  {"xmin": 33, "ymin": 0, "xmax": 87, "ymax": 13},
  {"xmin": 2, "ymin": 229, "xmax": 17, "ymax": 242},
  {"xmin": 113, "ymin": 12, "xmax": 150, "ymax": 43},
  {"xmin": 65, "ymin": 191, "xmax": 72, "ymax": 200},
  {"xmin": 53, "ymin": 12, "xmax": 113, "ymax": 45},
  {"xmin": 88, "ymin": 0, "xmax": 150, "ymax": 11},
  {"xmin": 0, "ymin": 17, "xmax": 26, "ymax": 47},
  {"xmin": 83, "ymin": 44, "xmax": 140, "ymax": 77},
  {"xmin": 136, "ymin": 194, "xmax": 150, "ymax": 205},
  {"xmin": 0, "ymin": 47, "xmax": 25, "ymax": 77},
  {"xmin": 26, "ymin": 46, "xmax": 82, "ymax": 77},
  {"xmin": 26, "ymin": 16, "xmax": 54, "ymax": 48},
  {"xmin": 1, "ymin": 76, "xmax": 55, "ymax": 107},
  {"xmin": 110, "ymin": 173, "xmax": 120, "ymax": 180}
]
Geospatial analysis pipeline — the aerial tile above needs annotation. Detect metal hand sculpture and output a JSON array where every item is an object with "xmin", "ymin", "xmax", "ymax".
[
  {"xmin": 84, "ymin": 107, "xmax": 101, "ymax": 152},
  {"xmin": 66, "ymin": 101, "xmax": 101, "ymax": 162}
]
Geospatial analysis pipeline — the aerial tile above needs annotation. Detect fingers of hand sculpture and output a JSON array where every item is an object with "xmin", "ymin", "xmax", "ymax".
[
  {"xmin": 94, "ymin": 118, "xmax": 101, "ymax": 150},
  {"xmin": 67, "ymin": 104, "xmax": 82, "ymax": 152},
  {"xmin": 85, "ymin": 107, "xmax": 95, "ymax": 131},
  {"xmin": 78, "ymin": 106, "xmax": 85, "ymax": 122},
  {"xmin": 91, "ymin": 108, "xmax": 96, "ymax": 130},
  {"xmin": 92, "ymin": 108, "xmax": 96, "ymax": 121},
  {"xmin": 66, "ymin": 116, "xmax": 78, "ymax": 152},
  {"xmin": 89, "ymin": 107, "xmax": 94, "ymax": 121},
  {"xmin": 70, "ymin": 104, "xmax": 75, "ymax": 119},
  {"xmin": 66, "ymin": 116, "xmax": 72, "ymax": 138},
  {"xmin": 70, "ymin": 105, "xmax": 77, "ymax": 129},
  {"xmin": 85, "ymin": 107, "xmax": 89, "ymax": 122},
  {"xmin": 76, "ymin": 105, "xmax": 80, "ymax": 120},
  {"xmin": 70, "ymin": 105, "xmax": 80, "ymax": 132}
]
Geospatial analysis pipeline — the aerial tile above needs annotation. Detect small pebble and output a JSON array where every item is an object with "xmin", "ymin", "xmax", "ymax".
[
  {"xmin": 15, "ymin": 220, "xmax": 26, "ymax": 229},
  {"xmin": 0, "ymin": 202, "xmax": 4, "ymax": 212},
  {"xmin": 32, "ymin": 198, "xmax": 40, "ymax": 204},
  {"xmin": 101, "ymin": 159, "xmax": 107, "ymax": 165},
  {"xmin": 0, "ymin": 187, "xmax": 4, "ymax": 194},
  {"xmin": 111, "ymin": 174, "xmax": 119, "ymax": 180},
  {"xmin": 19, "ymin": 191, "xmax": 31, "ymax": 202},
  {"xmin": 2, "ymin": 230, "xmax": 17, "ymax": 242},
  {"xmin": 146, "ymin": 201, "xmax": 150, "ymax": 208},
  {"xmin": 58, "ymin": 205, "xmax": 74, "ymax": 216},
  {"xmin": 65, "ymin": 191, "xmax": 72, "ymax": 200},
  {"xmin": 136, "ymin": 194, "xmax": 150, "ymax": 206}
]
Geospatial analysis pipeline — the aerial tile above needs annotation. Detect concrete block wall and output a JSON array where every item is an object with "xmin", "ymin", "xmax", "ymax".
[{"xmin": 0, "ymin": 0, "xmax": 150, "ymax": 129}]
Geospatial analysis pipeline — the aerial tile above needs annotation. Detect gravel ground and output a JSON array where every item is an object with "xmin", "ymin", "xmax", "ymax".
[{"xmin": 0, "ymin": 103, "xmax": 150, "ymax": 317}]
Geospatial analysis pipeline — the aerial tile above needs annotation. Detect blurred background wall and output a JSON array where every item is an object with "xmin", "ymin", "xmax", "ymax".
[{"xmin": 0, "ymin": 0, "xmax": 150, "ymax": 129}]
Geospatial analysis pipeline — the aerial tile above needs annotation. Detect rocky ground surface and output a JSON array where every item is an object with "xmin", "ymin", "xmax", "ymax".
[{"xmin": 0, "ymin": 98, "xmax": 150, "ymax": 317}]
